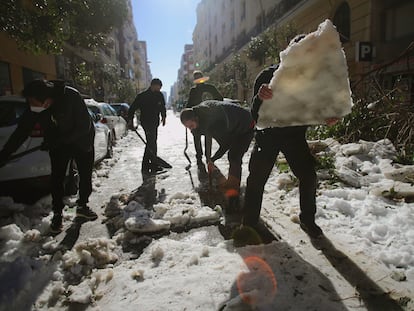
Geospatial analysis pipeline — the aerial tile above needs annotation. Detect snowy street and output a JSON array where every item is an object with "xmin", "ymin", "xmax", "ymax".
[{"xmin": 0, "ymin": 110, "xmax": 414, "ymax": 310}]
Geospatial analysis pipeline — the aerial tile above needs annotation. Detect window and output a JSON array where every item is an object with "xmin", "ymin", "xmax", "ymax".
[
  {"xmin": 333, "ymin": 2, "xmax": 350, "ymax": 43},
  {"xmin": 22, "ymin": 67, "xmax": 44, "ymax": 86},
  {"xmin": 385, "ymin": 1, "xmax": 414, "ymax": 41},
  {"xmin": 0, "ymin": 62, "xmax": 12, "ymax": 95}
]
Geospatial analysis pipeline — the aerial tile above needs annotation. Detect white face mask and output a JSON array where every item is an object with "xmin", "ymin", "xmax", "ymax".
[{"xmin": 30, "ymin": 106, "xmax": 47, "ymax": 113}]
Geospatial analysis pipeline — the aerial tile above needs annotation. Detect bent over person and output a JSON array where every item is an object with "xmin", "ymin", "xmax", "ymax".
[
  {"xmin": 186, "ymin": 71, "xmax": 223, "ymax": 167},
  {"xmin": 180, "ymin": 101, "xmax": 254, "ymax": 207},
  {"xmin": 128, "ymin": 78, "xmax": 166, "ymax": 173},
  {"xmin": 0, "ymin": 79, "xmax": 97, "ymax": 233},
  {"xmin": 242, "ymin": 65, "xmax": 338, "ymax": 238}
]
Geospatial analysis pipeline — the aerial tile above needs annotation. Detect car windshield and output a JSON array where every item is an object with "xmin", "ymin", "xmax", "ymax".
[
  {"xmin": 0, "ymin": 100, "xmax": 28, "ymax": 127},
  {"xmin": 87, "ymin": 105, "xmax": 100, "ymax": 114}
]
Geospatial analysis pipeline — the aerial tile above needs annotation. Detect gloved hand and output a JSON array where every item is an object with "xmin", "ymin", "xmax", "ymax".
[{"xmin": 40, "ymin": 141, "xmax": 50, "ymax": 151}]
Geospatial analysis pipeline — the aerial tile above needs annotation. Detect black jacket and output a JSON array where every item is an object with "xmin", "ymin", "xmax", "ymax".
[
  {"xmin": 128, "ymin": 88, "xmax": 166, "ymax": 127},
  {"xmin": 187, "ymin": 83, "xmax": 223, "ymax": 108},
  {"xmin": 192, "ymin": 101, "xmax": 254, "ymax": 161},
  {"xmin": 252, "ymin": 64, "xmax": 308, "ymax": 134},
  {"xmin": 251, "ymin": 64, "xmax": 279, "ymax": 122},
  {"xmin": 1, "ymin": 84, "xmax": 94, "ymax": 157}
]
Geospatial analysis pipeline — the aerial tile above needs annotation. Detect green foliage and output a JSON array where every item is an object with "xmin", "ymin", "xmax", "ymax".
[
  {"xmin": 0, "ymin": 0, "xmax": 127, "ymax": 54},
  {"xmin": 315, "ymin": 153, "xmax": 336, "ymax": 171},
  {"xmin": 276, "ymin": 160, "xmax": 290, "ymax": 173},
  {"xmin": 246, "ymin": 22, "xmax": 298, "ymax": 64},
  {"xmin": 114, "ymin": 79, "xmax": 136, "ymax": 104},
  {"xmin": 307, "ymin": 73, "xmax": 414, "ymax": 165},
  {"xmin": 246, "ymin": 36, "xmax": 267, "ymax": 64}
]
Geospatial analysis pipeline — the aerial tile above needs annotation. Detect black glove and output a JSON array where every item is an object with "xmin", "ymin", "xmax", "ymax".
[{"xmin": 40, "ymin": 141, "xmax": 50, "ymax": 151}]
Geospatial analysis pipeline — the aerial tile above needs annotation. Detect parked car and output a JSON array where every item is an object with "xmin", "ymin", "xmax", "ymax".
[
  {"xmin": 110, "ymin": 102, "xmax": 138, "ymax": 129},
  {"xmin": 85, "ymin": 99, "xmax": 127, "ymax": 140},
  {"xmin": 88, "ymin": 109, "xmax": 113, "ymax": 161},
  {"xmin": 109, "ymin": 103, "xmax": 129, "ymax": 120},
  {"xmin": 0, "ymin": 96, "xmax": 51, "ymax": 188},
  {"xmin": 0, "ymin": 96, "xmax": 113, "ymax": 202}
]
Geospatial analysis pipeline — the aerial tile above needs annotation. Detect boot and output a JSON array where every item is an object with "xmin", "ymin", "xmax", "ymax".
[
  {"xmin": 50, "ymin": 213, "xmax": 63, "ymax": 233},
  {"xmin": 76, "ymin": 205, "xmax": 98, "ymax": 220}
]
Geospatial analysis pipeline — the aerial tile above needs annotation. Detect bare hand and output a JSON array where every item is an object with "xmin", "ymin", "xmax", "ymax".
[
  {"xmin": 258, "ymin": 84, "xmax": 273, "ymax": 101},
  {"xmin": 325, "ymin": 117, "xmax": 339, "ymax": 127},
  {"xmin": 207, "ymin": 160, "xmax": 215, "ymax": 174}
]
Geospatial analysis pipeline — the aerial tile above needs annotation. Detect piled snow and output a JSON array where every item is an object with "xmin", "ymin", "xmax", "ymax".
[
  {"xmin": 257, "ymin": 19, "xmax": 353, "ymax": 128},
  {"xmin": 0, "ymin": 113, "xmax": 413, "ymax": 310}
]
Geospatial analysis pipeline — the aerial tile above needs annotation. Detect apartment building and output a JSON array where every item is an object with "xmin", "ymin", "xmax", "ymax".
[
  {"xmin": 171, "ymin": 44, "xmax": 194, "ymax": 109},
  {"xmin": 193, "ymin": 0, "xmax": 280, "ymax": 69},
  {"xmin": 0, "ymin": 0, "xmax": 146, "ymax": 101},
  {"xmin": 0, "ymin": 33, "xmax": 57, "ymax": 96},
  {"xmin": 192, "ymin": 0, "xmax": 414, "ymax": 102}
]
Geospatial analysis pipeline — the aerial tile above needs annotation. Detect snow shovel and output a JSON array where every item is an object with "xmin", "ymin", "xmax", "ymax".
[
  {"xmin": 184, "ymin": 128, "xmax": 191, "ymax": 170},
  {"xmin": 133, "ymin": 129, "xmax": 172, "ymax": 169}
]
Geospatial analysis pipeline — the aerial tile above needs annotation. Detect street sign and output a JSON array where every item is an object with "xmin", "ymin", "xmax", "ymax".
[{"xmin": 356, "ymin": 41, "xmax": 373, "ymax": 62}]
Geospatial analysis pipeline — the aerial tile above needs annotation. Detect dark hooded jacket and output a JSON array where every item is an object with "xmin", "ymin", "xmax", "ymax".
[
  {"xmin": 192, "ymin": 101, "xmax": 254, "ymax": 162},
  {"xmin": 128, "ymin": 87, "xmax": 166, "ymax": 128},
  {"xmin": 1, "ymin": 82, "xmax": 94, "ymax": 157},
  {"xmin": 187, "ymin": 83, "xmax": 223, "ymax": 108}
]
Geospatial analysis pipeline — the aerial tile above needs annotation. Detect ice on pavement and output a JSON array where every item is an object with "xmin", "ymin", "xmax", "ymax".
[{"xmin": 257, "ymin": 19, "xmax": 353, "ymax": 128}]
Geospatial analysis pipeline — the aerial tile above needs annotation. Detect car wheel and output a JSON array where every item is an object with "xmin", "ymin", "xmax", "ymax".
[
  {"xmin": 106, "ymin": 134, "xmax": 114, "ymax": 158},
  {"xmin": 64, "ymin": 159, "xmax": 79, "ymax": 196},
  {"xmin": 111, "ymin": 130, "xmax": 117, "ymax": 145}
]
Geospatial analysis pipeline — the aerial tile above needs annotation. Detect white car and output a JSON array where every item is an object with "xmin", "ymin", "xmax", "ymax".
[
  {"xmin": 0, "ymin": 96, "xmax": 113, "ymax": 199},
  {"xmin": 88, "ymin": 109, "xmax": 113, "ymax": 161},
  {"xmin": 85, "ymin": 99, "xmax": 127, "ymax": 141},
  {"xmin": 0, "ymin": 96, "xmax": 50, "ymax": 184}
]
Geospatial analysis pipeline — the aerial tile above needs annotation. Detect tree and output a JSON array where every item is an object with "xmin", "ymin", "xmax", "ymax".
[{"xmin": 0, "ymin": 0, "xmax": 127, "ymax": 54}]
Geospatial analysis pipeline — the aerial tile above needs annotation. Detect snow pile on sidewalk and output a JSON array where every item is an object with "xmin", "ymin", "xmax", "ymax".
[{"xmin": 0, "ymin": 126, "xmax": 413, "ymax": 310}]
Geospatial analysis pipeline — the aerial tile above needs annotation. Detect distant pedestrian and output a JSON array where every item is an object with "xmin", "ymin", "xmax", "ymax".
[
  {"xmin": 186, "ymin": 71, "xmax": 223, "ymax": 167},
  {"xmin": 0, "ymin": 79, "xmax": 97, "ymax": 233},
  {"xmin": 180, "ymin": 101, "xmax": 254, "ymax": 209},
  {"xmin": 128, "ymin": 78, "xmax": 166, "ymax": 173}
]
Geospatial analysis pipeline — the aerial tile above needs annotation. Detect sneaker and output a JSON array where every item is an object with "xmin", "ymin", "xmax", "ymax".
[
  {"xmin": 300, "ymin": 221, "xmax": 323, "ymax": 238},
  {"xmin": 76, "ymin": 207, "xmax": 98, "ymax": 220},
  {"xmin": 50, "ymin": 214, "xmax": 63, "ymax": 233}
]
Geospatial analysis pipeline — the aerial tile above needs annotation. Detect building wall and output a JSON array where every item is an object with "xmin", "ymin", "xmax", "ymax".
[
  {"xmin": 193, "ymin": 0, "xmax": 279, "ymax": 70},
  {"xmin": 0, "ymin": 33, "xmax": 56, "ymax": 95}
]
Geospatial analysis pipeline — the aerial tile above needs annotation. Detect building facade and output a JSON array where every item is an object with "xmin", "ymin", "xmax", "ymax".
[
  {"xmin": 0, "ymin": 33, "xmax": 57, "ymax": 96},
  {"xmin": 191, "ymin": 0, "xmax": 414, "ymax": 102},
  {"xmin": 0, "ymin": 0, "xmax": 149, "ymax": 103}
]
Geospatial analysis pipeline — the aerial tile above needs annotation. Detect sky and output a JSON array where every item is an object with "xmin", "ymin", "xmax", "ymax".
[{"xmin": 131, "ymin": 0, "xmax": 201, "ymax": 99}]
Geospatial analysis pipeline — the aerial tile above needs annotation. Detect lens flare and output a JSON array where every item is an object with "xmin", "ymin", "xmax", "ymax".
[{"xmin": 236, "ymin": 256, "xmax": 277, "ymax": 306}]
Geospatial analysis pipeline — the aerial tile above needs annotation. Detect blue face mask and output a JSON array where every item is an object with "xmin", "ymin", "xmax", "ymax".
[{"xmin": 30, "ymin": 106, "xmax": 46, "ymax": 113}]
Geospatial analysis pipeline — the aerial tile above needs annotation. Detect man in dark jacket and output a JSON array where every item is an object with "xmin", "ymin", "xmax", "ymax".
[
  {"xmin": 0, "ymin": 79, "xmax": 97, "ymax": 233},
  {"xmin": 186, "ymin": 71, "xmax": 223, "ymax": 167},
  {"xmin": 180, "ymin": 101, "xmax": 254, "ymax": 200},
  {"xmin": 242, "ymin": 65, "xmax": 338, "ymax": 238},
  {"xmin": 128, "ymin": 78, "xmax": 166, "ymax": 173}
]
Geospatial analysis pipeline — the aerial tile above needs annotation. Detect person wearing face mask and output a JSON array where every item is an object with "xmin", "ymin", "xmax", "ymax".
[{"xmin": 0, "ymin": 79, "xmax": 97, "ymax": 233}]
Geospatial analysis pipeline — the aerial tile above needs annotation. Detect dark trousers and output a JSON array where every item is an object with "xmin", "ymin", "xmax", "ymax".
[
  {"xmin": 243, "ymin": 127, "xmax": 317, "ymax": 226},
  {"xmin": 227, "ymin": 129, "xmax": 254, "ymax": 190},
  {"xmin": 142, "ymin": 123, "xmax": 158, "ymax": 168},
  {"xmin": 49, "ymin": 146, "xmax": 94, "ymax": 214}
]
